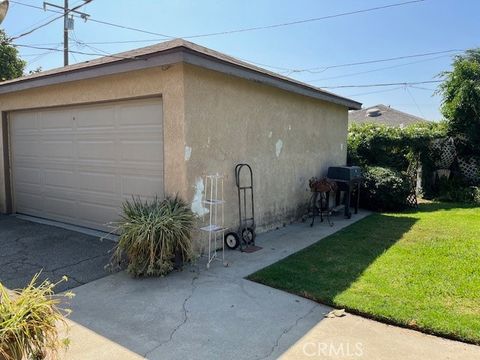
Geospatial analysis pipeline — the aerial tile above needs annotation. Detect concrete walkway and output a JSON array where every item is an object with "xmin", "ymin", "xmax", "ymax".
[{"xmin": 60, "ymin": 212, "xmax": 480, "ymax": 359}]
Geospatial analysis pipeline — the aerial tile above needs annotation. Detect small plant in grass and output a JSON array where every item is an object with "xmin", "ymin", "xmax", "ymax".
[
  {"xmin": 109, "ymin": 195, "xmax": 197, "ymax": 277},
  {"xmin": 0, "ymin": 274, "xmax": 74, "ymax": 360}
]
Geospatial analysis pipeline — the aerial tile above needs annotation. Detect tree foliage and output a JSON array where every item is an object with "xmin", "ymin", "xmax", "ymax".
[
  {"xmin": 0, "ymin": 30, "xmax": 26, "ymax": 81},
  {"xmin": 438, "ymin": 49, "xmax": 480, "ymax": 157}
]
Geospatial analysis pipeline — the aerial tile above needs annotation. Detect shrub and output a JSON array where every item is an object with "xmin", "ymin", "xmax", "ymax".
[
  {"xmin": 435, "ymin": 176, "xmax": 480, "ymax": 204},
  {"xmin": 110, "ymin": 195, "xmax": 197, "ymax": 277},
  {"xmin": 360, "ymin": 167, "xmax": 412, "ymax": 211},
  {"xmin": 0, "ymin": 274, "xmax": 73, "ymax": 360}
]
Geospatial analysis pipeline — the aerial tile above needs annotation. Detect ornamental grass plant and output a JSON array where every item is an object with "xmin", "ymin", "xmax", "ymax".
[
  {"xmin": 0, "ymin": 274, "xmax": 73, "ymax": 360},
  {"xmin": 110, "ymin": 195, "xmax": 197, "ymax": 277}
]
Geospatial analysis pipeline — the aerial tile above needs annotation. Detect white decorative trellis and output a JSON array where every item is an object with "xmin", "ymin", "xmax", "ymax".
[
  {"xmin": 458, "ymin": 157, "xmax": 480, "ymax": 184},
  {"xmin": 431, "ymin": 137, "xmax": 456, "ymax": 169}
]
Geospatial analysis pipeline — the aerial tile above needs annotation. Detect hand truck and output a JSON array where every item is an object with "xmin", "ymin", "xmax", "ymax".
[{"xmin": 225, "ymin": 164, "xmax": 256, "ymax": 251}]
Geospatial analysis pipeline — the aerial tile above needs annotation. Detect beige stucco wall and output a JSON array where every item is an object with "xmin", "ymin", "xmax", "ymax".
[
  {"xmin": 182, "ymin": 64, "xmax": 348, "ymax": 236},
  {"xmin": 0, "ymin": 62, "xmax": 349, "ymax": 247},
  {"xmin": 0, "ymin": 64, "xmax": 188, "ymax": 213}
]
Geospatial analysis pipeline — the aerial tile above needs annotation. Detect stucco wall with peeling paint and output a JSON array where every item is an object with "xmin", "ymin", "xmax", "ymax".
[
  {"xmin": 0, "ymin": 62, "xmax": 349, "ymax": 250},
  {"xmin": 183, "ymin": 64, "xmax": 348, "ymax": 235}
]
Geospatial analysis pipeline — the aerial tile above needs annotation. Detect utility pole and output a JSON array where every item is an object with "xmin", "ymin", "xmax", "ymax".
[
  {"xmin": 44, "ymin": 0, "xmax": 91, "ymax": 66},
  {"xmin": 63, "ymin": 0, "xmax": 68, "ymax": 66}
]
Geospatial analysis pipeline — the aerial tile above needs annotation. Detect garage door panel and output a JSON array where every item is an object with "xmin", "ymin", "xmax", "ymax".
[
  {"xmin": 14, "ymin": 167, "xmax": 42, "ymax": 185},
  {"xmin": 39, "ymin": 110, "xmax": 73, "ymax": 130},
  {"xmin": 77, "ymin": 172, "xmax": 117, "ymax": 194},
  {"xmin": 43, "ymin": 197, "xmax": 78, "ymax": 218},
  {"xmin": 122, "ymin": 175, "xmax": 164, "ymax": 198},
  {"xmin": 44, "ymin": 170, "xmax": 75, "ymax": 189},
  {"xmin": 16, "ymin": 193, "xmax": 43, "ymax": 212},
  {"xmin": 77, "ymin": 141, "xmax": 116, "ymax": 161},
  {"xmin": 11, "ymin": 98, "xmax": 164, "ymax": 232},
  {"xmin": 76, "ymin": 107, "xmax": 116, "ymax": 129},
  {"xmin": 121, "ymin": 141, "xmax": 163, "ymax": 162},
  {"xmin": 42, "ymin": 141, "xmax": 75, "ymax": 159},
  {"xmin": 77, "ymin": 202, "xmax": 119, "ymax": 225},
  {"xmin": 14, "ymin": 140, "xmax": 42, "ymax": 158},
  {"xmin": 13, "ymin": 112, "xmax": 37, "ymax": 132},
  {"xmin": 118, "ymin": 101, "xmax": 163, "ymax": 127}
]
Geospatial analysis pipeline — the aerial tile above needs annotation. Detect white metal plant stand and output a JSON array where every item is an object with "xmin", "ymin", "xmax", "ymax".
[{"xmin": 200, "ymin": 174, "xmax": 228, "ymax": 269}]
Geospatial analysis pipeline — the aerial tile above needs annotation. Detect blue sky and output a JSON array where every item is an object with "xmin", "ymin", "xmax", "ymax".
[{"xmin": 3, "ymin": 0, "xmax": 479, "ymax": 120}]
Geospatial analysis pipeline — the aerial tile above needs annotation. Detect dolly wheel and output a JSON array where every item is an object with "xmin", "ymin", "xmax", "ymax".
[
  {"xmin": 225, "ymin": 232, "xmax": 240, "ymax": 250},
  {"xmin": 241, "ymin": 227, "xmax": 255, "ymax": 245}
]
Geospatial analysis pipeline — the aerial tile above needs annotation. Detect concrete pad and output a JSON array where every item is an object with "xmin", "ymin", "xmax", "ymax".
[
  {"xmin": 0, "ymin": 215, "xmax": 116, "ymax": 291},
  {"xmin": 17, "ymin": 210, "xmax": 480, "ymax": 359},
  {"xmin": 60, "ymin": 320, "xmax": 143, "ymax": 360},
  {"xmin": 279, "ymin": 313, "xmax": 480, "ymax": 360}
]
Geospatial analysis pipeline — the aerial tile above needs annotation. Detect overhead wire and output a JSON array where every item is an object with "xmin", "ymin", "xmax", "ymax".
[
  {"xmin": 10, "ymin": 0, "xmax": 424, "ymax": 41},
  {"xmin": 13, "ymin": 43, "xmax": 143, "ymax": 60},
  {"xmin": 305, "ymin": 53, "xmax": 460, "ymax": 82},
  {"xmin": 180, "ymin": 0, "xmax": 426, "ymax": 39},
  {"xmin": 319, "ymin": 80, "xmax": 443, "ymax": 89},
  {"xmin": 9, "ymin": 0, "xmax": 94, "ymax": 41},
  {"xmin": 405, "ymin": 86, "xmax": 426, "ymax": 118}
]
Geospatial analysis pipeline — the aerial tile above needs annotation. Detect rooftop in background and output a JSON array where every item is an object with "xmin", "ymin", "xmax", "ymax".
[
  {"xmin": 0, "ymin": 38, "xmax": 361, "ymax": 110},
  {"xmin": 349, "ymin": 104, "xmax": 428, "ymax": 127}
]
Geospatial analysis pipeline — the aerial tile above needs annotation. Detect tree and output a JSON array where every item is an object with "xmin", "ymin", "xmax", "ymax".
[
  {"xmin": 0, "ymin": 29, "xmax": 26, "ymax": 81},
  {"xmin": 438, "ymin": 49, "xmax": 480, "ymax": 157}
]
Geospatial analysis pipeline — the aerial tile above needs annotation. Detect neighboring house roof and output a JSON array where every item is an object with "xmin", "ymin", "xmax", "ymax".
[
  {"xmin": 0, "ymin": 39, "xmax": 361, "ymax": 110},
  {"xmin": 349, "ymin": 104, "xmax": 427, "ymax": 127}
]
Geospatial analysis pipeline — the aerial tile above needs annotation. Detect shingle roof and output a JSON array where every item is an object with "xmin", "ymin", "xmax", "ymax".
[
  {"xmin": 348, "ymin": 104, "xmax": 427, "ymax": 127},
  {"xmin": 0, "ymin": 39, "xmax": 361, "ymax": 109}
]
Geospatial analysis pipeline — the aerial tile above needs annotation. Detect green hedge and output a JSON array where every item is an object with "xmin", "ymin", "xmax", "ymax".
[{"xmin": 347, "ymin": 122, "xmax": 448, "ymax": 171}]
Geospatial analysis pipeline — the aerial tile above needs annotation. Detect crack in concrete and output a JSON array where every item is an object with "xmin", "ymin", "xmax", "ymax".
[
  {"xmin": 257, "ymin": 304, "xmax": 319, "ymax": 360},
  {"xmin": 144, "ymin": 270, "xmax": 200, "ymax": 358},
  {"xmin": 49, "ymin": 253, "xmax": 108, "ymax": 274}
]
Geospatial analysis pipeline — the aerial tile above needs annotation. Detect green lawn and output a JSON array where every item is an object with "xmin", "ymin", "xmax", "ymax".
[{"xmin": 248, "ymin": 202, "xmax": 480, "ymax": 344}]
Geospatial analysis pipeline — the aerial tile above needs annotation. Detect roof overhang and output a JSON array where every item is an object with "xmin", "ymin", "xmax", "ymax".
[{"xmin": 0, "ymin": 41, "xmax": 361, "ymax": 110}]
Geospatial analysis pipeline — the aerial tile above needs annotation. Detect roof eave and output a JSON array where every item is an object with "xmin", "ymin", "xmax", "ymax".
[{"xmin": 0, "ymin": 45, "xmax": 361, "ymax": 110}]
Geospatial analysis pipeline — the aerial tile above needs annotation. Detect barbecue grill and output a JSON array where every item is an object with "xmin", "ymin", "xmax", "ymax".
[{"xmin": 327, "ymin": 166, "xmax": 362, "ymax": 218}]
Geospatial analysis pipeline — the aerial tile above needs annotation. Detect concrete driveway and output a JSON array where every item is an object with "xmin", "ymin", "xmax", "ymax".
[
  {"xmin": 61, "ymin": 211, "xmax": 480, "ymax": 360},
  {"xmin": 0, "ymin": 215, "xmax": 116, "ymax": 292}
]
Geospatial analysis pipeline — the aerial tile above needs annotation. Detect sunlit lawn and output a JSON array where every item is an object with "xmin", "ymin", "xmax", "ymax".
[{"xmin": 248, "ymin": 202, "xmax": 480, "ymax": 344}]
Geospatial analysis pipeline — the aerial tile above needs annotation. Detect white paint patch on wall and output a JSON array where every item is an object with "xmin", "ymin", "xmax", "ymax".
[
  {"xmin": 184, "ymin": 145, "xmax": 192, "ymax": 161},
  {"xmin": 268, "ymin": 131, "xmax": 273, "ymax": 138},
  {"xmin": 191, "ymin": 177, "xmax": 209, "ymax": 216},
  {"xmin": 276, "ymin": 139, "xmax": 283, "ymax": 158}
]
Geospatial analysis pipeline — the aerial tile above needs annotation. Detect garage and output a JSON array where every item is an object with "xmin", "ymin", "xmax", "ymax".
[
  {"xmin": 9, "ymin": 97, "xmax": 164, "ymax": 231},
  {"xmin": 0, "ymin": 39, "xmax": 361, "ymax": 235}
]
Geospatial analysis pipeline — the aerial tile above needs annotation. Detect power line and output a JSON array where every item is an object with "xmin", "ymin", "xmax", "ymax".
[
  {"xmin": 10, "ymin": 0, "xmax": 173, "ymax": 39},
  {"xmin": 28, "ymin": 43, "xmax": 63, "ymax": 65},
  {"xmin": 180, "ymin": 0, "xmax": 427, "ymax": 39},
  {"xmin": 405, "ymin": 86, "xmax": 426, "ymax": 118},
  {"xmin": 13, "ymin": 43, "xmax": 143, "ymax": 60},
  {"xmin": 22, "ymin": 39, "xmax": 464, "ymax": 77},
  {"xmin": 319, "ymin": 80, "xmax": 443, "ymax": 89},
  {"xmin": 10, "ymin": 0, "xmax": 424, "ymax": 41},
  {"xmin": 346, "ymin": 86, "xmax": 406, "ymax": 97},
  {"xmin": 9, "ymin": 0, "xmax": 93, "ymax": 41},
  {"xmin": 306, "ymin": 53, "xmax": 459, "ymax": 82},
  {"xmin": 288, "ymin": 49, "xmax": 462, "ymax": 75}
]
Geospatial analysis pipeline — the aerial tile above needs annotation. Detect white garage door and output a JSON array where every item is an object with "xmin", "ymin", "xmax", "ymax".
[{"xmin": 10, "ymin": 98, "xmax": 164, "ymax": 232}]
